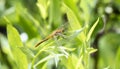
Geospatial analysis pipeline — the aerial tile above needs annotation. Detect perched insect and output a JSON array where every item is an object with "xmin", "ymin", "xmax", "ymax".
[{"xmin": 35, "ymin": 28, "xmax": 65, "ymax": 47}]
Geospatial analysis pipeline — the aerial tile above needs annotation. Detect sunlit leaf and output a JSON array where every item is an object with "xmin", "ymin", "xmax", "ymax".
[
  {"xmin": 34, "ymin": 53, "xmax": 65, "ymax": 68},
  {"xmin": 63, "ymin": 4, "xmax": 86, "ymax": 42},
  {"xmin": 76, "ymin": 55, "xmax": 84, "ymax": 69},
  {"xmin": 66, "ymin": 54, "xmax": 78, "ymax": 69},
  {"xmin": 7, "ymin": 24, "xmax": 23, "ymax": 47},
  {"xmin": 11, "ymin": 48, "xmax": 28, "ymax": 69},
  {"xmin": 59, "ymin": 46, "xmax": 76, "ymax": 51},
  {"xmin": 87, "ymin": 48, "xmax": 97, "ymax": 54},
  {"xmin": 37, "ymin": 0, "xmax": 49, "ymax": 19},
  {"xmin": 63, "ymin": 0, "xmax": 81, "ymax": 25},
  {"xmin": 7, "ymin": 24, "xmax": 28, "ymax": 69},
  {"xmin": 63, "ymin": 4, "xmax": 81, "ymax": 30},
  {"xmin": 20, "ymin": 47, "xmax": 35, "ymax": 58},
  {"xmin": 34, "ymin": 55, "xmax": 54, "ymax": 68},
  {"xmin": 87, "ymin": 18, "xmax": 99, "ymax": 42}
]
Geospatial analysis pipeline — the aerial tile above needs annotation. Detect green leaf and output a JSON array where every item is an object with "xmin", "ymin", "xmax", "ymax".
[
  {"xmin": 20, "ymin": 47, "xmax": 35, "ymax": 58},
  {"xmin": 7, "ymin": 24, "xmax": 28, "ymax": 69},
  {"xmin": 63, "ymin": 2, "xmax": 81, "ymax": 30},
  {"xmin": 63, "ymin": 0, "xmax": 81, "ymax": 25},
  {"xmin": 87, "ymin": 48, "xmax": 97, "ymax": 54},
  {"xmin": 37, "ymin": 0, "xmax": 49, "ymax": 19},
  {"xmin": 66, "ymin": 54, "xmax": 78, "ymax": 69},
  {"xmin": 49, "ymin": 0, "xmax": 62, "ymax": 26},
  {"xmin": 11, "ymin": 48, "xmax": 28, "ymax": 69},
  {"xmin": 34, "ymin": 55, "xmax": 54, "ymax": 68},
  {"xmin": 19, "ymin": 13, "xmax": 39, "ymax": 39},
  {"xmin": 80, "ymin": 0, "xmax": 91, "ymax": 21},
  {"xmin": 115, "ymin": 46, "xmax": 120, "ymax": 69},
  {"xmin": 34, "ymin": 54, "xmax": 65, "ymax": 67},
  {"xmin": 63, "ymin": 1, "xmax": 87, "ymax": 42},
  {"xmin": 7, "ymin": 24, "xmax": 23, "ymax": 47},
  {"xmin": 0, "ymin": 33, "xmax": 14, "ymax": 60},
  {"xmin": 76, "ymin": 55, "xmax": 84, "ymax": 69},
  {"xmin": 65, "ymin": 6, "xmax": 86, "ymax": 42},
  {"xmin": 87, "ymin": 18, "xmax": 99, "ymax": 42}
]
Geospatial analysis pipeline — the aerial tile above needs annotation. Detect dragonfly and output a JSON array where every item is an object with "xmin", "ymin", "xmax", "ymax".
[
  {"xmin": 35, "ymin": 28, "xmax": 65, "ymax": 47},
  {"xmin": 34, "ymin": 23, "xmax": 83, "ymax": 47}
]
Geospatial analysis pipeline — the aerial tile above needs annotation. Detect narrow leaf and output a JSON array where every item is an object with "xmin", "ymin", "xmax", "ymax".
[
  {"xmin": 87, "ymin": 18, "xmax": 99, "ymax": 42},
  {"xmin": 37, "ymin": 0, "xmax": 49, "ymax": 19},
  {"xmin": 87, "ymin": 48, "xmax": 97, "ymax": 54},
  {"xmin": 49, "ymin": 0, "xmax": 61, "ymax": 26},
  {"xmin": 34, "ymin": 55, "xmax": 54, "ymax": 67},
  {"xmin": 63, "ymin": 0, "xmax": 81, "ymax": 25}
]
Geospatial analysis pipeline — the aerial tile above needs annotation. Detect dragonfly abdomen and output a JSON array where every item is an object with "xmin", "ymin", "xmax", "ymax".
[{"xmin": 35, "ymin": 38, "xmax": 49, "ymax": 47}]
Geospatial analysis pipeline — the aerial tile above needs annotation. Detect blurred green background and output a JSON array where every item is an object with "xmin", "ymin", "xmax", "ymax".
[{"xmin": 0, "ymin": 0, "xmax": 120, "ymax": 69}]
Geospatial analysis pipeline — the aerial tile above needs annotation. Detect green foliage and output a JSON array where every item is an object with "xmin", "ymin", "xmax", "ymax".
[
  {"xmin": 7, "ymin": 24, "xmax": 23, "ymax": 47},
  {"xmin": 99, "ymin": 33, "xmax": 120, "ymax": 69},
  {"xmin": 7, "ymin": 24, "xmax": 28, "ymax": 69},
  {"xmin": 115, "ymin": 46, "xmax": 120, "ymax": 69},
  {"xmin": 87, "ymin": 18, "xmax": 99, "ymax": 42},
  {"xmin": 0, "ymin": 0, "xmax": 120, "ymax": 69}
]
